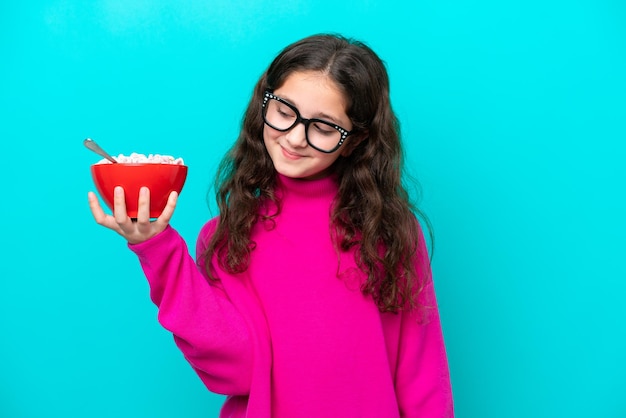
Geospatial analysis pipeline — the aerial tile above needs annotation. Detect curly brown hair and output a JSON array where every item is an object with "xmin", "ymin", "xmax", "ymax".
[{"xmin": 204, "ymin": 34, "xmax": 432, "ymax": 313}]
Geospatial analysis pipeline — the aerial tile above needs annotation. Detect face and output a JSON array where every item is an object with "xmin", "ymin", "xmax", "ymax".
[{"xmin": 263, "ymin": 70, "xmax": 355, "ymax": 180}]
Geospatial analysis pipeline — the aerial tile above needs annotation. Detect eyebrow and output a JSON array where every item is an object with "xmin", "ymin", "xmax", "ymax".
[{"xmin": 278, "ymin": 94, "xmax": 346, "ymax": 126}]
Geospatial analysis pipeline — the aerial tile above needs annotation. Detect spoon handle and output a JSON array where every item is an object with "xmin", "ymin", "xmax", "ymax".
[{"xmin": 83, "ymin": 138, "xmax": 117, "ymax": 163}]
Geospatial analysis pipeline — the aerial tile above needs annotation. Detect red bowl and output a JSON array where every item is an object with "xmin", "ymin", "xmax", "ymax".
[{"xmin": 91, "ymin": 163, "xmax": 188, "ymax": 218}]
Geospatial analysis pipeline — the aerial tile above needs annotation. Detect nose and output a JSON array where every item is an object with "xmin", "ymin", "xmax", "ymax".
[{"xmin": 284, "ymin": 121, "xmax": 308, "ymax": 148}]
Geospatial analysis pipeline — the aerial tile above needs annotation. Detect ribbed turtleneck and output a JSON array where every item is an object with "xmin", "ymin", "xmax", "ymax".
[{"xmin": 130, "ymin": 171, "xmax": 454, "ymax": 418}]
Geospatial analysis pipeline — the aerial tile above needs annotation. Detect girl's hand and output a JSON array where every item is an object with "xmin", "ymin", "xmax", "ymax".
[{"xmin": 88, "ymin": 186, "xmax": 178, "ymax": 245}]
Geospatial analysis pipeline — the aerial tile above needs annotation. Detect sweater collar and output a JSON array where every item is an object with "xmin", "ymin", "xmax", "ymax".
[{"xmin": 275, "ymin": 173, "xmax": 339, "ymax": 201}]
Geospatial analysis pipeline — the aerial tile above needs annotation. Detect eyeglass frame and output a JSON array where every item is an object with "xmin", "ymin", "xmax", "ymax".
[{"xmin": 262, "ymin": 91, "xmax": 353, "ymax": 154}]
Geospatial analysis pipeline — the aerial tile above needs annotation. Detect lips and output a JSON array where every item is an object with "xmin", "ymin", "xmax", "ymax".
[{"xmin": 280, "ymin": 145, "xmax": 305, "ymax": 160}]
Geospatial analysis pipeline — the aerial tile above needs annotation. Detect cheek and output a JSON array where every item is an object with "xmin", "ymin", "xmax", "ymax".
[
  {"xmin": 262, "ymin": 126, "xmax": 272, "ymax": 152},
  {"xmin": 263, "ymin": 125, "xmax": 279, "ymax": 143}
]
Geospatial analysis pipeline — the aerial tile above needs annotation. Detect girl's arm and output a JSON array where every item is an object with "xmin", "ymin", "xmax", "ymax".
[
  {"xmin": 391, "ymin": 280, "xmax": 454, "ymax": 418},
  {"xmin": 129, "ymin": 224, "xmax": 253, "ymax": 396},
  {"xmin": 387, "ymin": 224, "xmax": 454, "ymax": 418}
]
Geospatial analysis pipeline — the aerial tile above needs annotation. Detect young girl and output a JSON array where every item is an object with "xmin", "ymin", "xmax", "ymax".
[{"xmin": 88, "ymin": 34, "xmax": 454, "ymax": 418}]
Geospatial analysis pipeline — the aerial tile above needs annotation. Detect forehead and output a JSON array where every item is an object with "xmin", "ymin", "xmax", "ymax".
[{"xmin": 273, "ymin": 71, "xmax": 349, "ymax": 119}]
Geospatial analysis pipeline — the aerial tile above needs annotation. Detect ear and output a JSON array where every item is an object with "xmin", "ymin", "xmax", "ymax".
[{"xmin": 340, "ymin": 132, "xmax": 368, "ymax": 157}]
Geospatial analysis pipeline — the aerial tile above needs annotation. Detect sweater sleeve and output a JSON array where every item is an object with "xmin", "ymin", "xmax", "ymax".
[
  {"xmin": 394, "ymin": 281, "xmax": 454, "ymax": 418},
  {"xmin": 391, "ymin": 226, "xmax": 454, "ymax": 418},
  {"xmin": 128, "ymin": 223, "xmax": 253, "ymax": 396}
]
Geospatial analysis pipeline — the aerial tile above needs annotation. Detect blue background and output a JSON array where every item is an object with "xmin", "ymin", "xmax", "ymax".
[{"xmin": 1, "ymin": 1, "xmax": 624, "ymax": 417}]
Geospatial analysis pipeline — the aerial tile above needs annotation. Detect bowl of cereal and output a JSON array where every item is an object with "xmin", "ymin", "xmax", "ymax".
[{"xmin": 90, "ymin": 152, "xmax": 188, "ymax": 218}]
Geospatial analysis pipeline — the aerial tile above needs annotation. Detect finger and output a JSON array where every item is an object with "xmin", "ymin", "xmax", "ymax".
[
  {"xmin": 155, "ymin": 190, "xmax": 178, "ymax": 227},
  {"xmin": 88, "ymin": 191, "xmax": 107, "ymax": 224},
  {"xmin": 88, "ymin": 191, "xmax": 122, "ymax": 232},
  {"xmin": 113, "ymin": 186, "xmax": 129, "ymax": 224},
  {"xmin": 135, "ymin": 187, "xmax": 152, "ymax": 229}
]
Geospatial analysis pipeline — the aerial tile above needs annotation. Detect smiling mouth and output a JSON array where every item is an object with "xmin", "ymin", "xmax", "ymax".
[{"xmin": 281, "ymin": 146, "xmax": 305, "ymax": 160}]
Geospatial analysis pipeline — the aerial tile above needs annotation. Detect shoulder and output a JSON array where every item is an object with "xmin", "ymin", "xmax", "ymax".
[
  {"xmin": 199, "ymin": 216, "xmax": 220, "ymax": 237},
  {"xmin": 195, "ymin": 216, "xmax": 220, "ymax": 256}
]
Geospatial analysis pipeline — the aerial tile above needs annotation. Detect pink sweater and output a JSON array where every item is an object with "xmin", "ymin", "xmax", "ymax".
[{"xmin": 129, "ymin": 174, "xmax": 454, "ymax": 417}]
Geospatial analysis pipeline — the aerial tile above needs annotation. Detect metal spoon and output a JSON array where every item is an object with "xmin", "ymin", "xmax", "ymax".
[{"xmin": 83, "ymin": 138, "xmax": 117, "ymax": 163}]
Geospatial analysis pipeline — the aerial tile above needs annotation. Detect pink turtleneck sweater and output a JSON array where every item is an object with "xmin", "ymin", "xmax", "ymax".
[{"xmin": 129, "ymin": 174, "xmax": 453, "ymax": 417}]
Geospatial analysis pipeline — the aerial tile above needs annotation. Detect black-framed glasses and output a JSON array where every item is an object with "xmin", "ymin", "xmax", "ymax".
[{"xmin": 262, "ymin": 91, "xmax": 353, "ymax": 153}]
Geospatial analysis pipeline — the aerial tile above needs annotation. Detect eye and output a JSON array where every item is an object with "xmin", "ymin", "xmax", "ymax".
[
  {"xmin": 313, "ymin": 122, "xmax": 336, "ymax": 136},
  {"xmin": 276, "ymin": 103, "xmax": 296, "ymax": 119}
]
